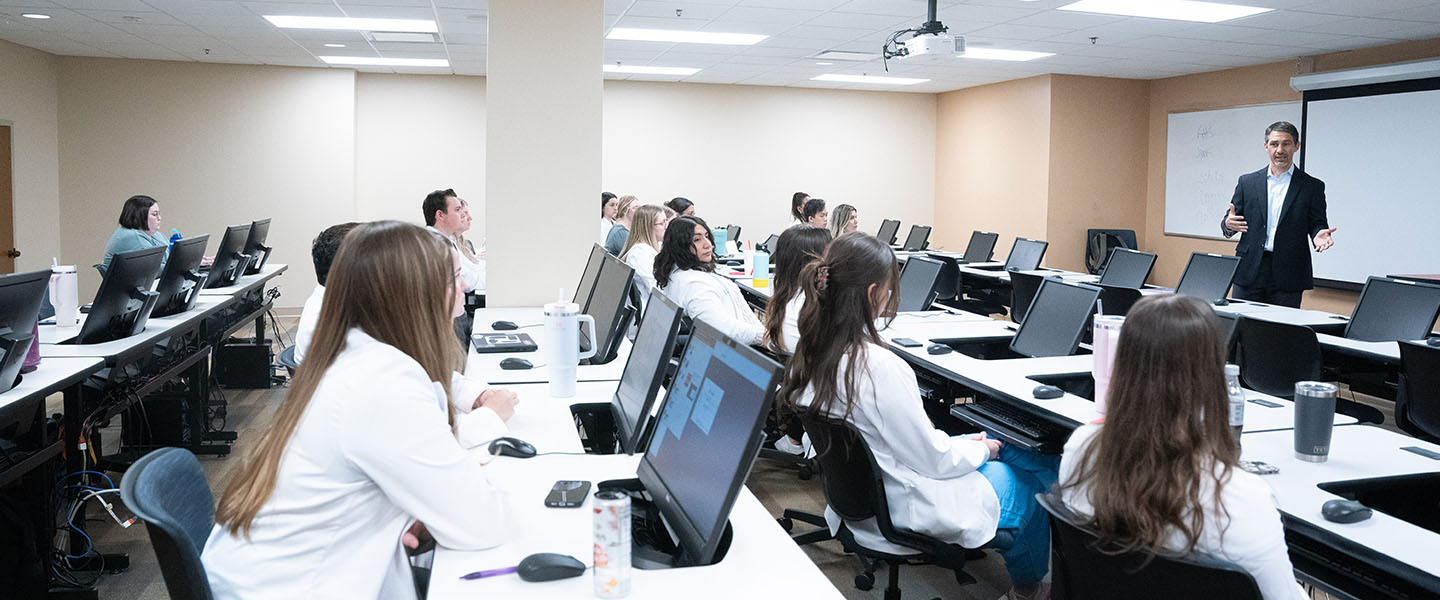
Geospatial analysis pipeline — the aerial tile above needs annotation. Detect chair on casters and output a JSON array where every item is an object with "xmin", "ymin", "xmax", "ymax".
[
  {"xmin": 1397, "ymin": 341, "xmax": 1440, "ymax": 443},
  {"xmin": 1232, "ymin": 317, "xmax": 1383, "ymax": 424},
  {"xmin": 277, "ymin": 345, "xmax": 299, "ymax": 375},
  {"xmin": 779, "ymin": 415, "xmax": 1009, "ymax": 599},
  {"xmin": 753, "ymin": 347, "xmax": 815, "ymax": 480},
  {"xmin": 119, "ymin": 448, "xmax": 216, "ymax": 600},
  {"xmin": 1095, "ymin": 284, "xmax": 1142, "ymax": 317},
  {"xmin": 1036, "ymin": 492, "xmax": 1262, "ymax": 599}
]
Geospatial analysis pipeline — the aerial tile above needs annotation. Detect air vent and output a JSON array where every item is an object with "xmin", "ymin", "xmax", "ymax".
[
  {"xmin": 812, "ymin": 50, "xmax": 878, "ymax": 62},
  {"xmin": 365, "ymin": 32, "xmax": 437, "ymax": 43}
]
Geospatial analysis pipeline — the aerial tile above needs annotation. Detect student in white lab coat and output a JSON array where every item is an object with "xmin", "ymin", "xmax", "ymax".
[
  {"xmin": 204, "ymin": 221, "xmax": 519, "ymax": 599},
  {"xmin": 790, "ymin": 191, "xmax": 809, "ymax": 227},
  {"xmin": 655, "ymin": 215, "xmax": 764, "ymax": 346},
  {"xmin": 600, "ymin": 192, "xmax": 618, "ymax": 242},
  {"xmin": 762, "ymin": 225, "xmax": 831, "ymax": 456},
  {"xmin": 777, "ymin": 232, "xmax": 1058, "ymax": 600},
  {"xmin": 1057, "ymin": 295, "xmax": 1308, "ymax": 600},
  {"xmin": 294, "ymin": 222, "xmax": 359, "ymax": 364},
  {"xmin": 619, "ymin": 204, "xmax": 670, "ymax": 302}
]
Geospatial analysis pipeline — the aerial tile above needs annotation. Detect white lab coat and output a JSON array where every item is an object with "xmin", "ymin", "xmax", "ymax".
[
  {"xmin": 795, "ymin": 343, "xmax": 998, "ymax": 552},
  {"xmin": 293, "ymin": 285, "xmax": 324, "ymax": 364},
  {"xmin": 663, "ymin": 268, "xmax": 765, "ymax": 345},
  {"xmin": 775, "ymin": 291, "xmax": 803, "ymax": 353},
  {"xmin": 600, "ymin": 218, "xmax": 615, "ymax": 243},
  {"xmin": 203, "ymin": 328, "xmax": 513, "ymax": 599},
  {"xmin": 1059, "ymin": 425, "xmax": 1308, "ymax": 600},
  {"xmin": 623, "ymin": 242, "xmax": 659, "ymax": 302},
  {"xmin": 426, "ymin": 226, "xmax": 485, "ymax": 292}
]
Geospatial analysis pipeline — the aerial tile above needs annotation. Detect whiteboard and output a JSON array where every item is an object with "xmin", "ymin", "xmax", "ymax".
[{"xmin": 1164, "ymin": 102, "xmax": 1301, "ymax": 239}]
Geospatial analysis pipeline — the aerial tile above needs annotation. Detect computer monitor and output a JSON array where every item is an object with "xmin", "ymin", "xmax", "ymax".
[
  {"xmin": 573, "ymin": 244, "xmax": 607, "ymax": 307},
  {"xmin": 0, "ymin": 270, "xmax": 50, "ymax": 392},
  {"xmin": 580, "ymin": 252, "xmax": 636, "ymax": 365},
  {"xmin": 902, "ymin": 225, "xmax": 931, "ymax": 252},
  {"xmin": 725, "ymin": 225, "xmax": 741, "ymax": 246},
  {"xmin": 1174, "ymin": 252, "xmax": 1241, "ymax": 303},
  {"xmin": 1010, "ymin": 278, "xmax": 1101, "ymax": 358},
  {"xmin": 876, "ymin": 219, "xmax": 900, "ymax": 246},
  {"xmin": 242, "ymin": 218, "xmax": 273, "ymax": 275},
  {"xmin": 203, "ymin": 224, "xmax": 253, "ymax": 289},
  {"xmin": 897, "ymin": 256, "xmax": 943, "ymax": 312},
  {"xmin": 1345, "ymin": 276, "xmax": 1440, "ymax": 342},
  {"xmin": 960, "ymin": 231, "xmax": 999, "ymax": 263},
  {"xmin": 1003, "ymin": 237, "xmax": 1048, "ymax": 271},
  {"xmin": 151, "ymin": 235, "xmax": 210, "ymax": 318},
  {"xmin": 759, "ymin": 234, "xmax": 780, "ymax": 254},
  {"xmin": 1097, "ymin": 248, "xmax": 1156, "ymax": 289},
  {"xmin": 74, "ymin": 246, "xmax": 165, "ymax": 344},
  {"xmin": 612, "ymin": 290, "xmax": 686, "ymax": 455},
  {"xmin": 638, "ymin": 318, "xmax": 783, "ymax": 567}
]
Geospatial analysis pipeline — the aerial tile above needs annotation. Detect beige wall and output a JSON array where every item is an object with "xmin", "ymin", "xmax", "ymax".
[
  {"xmin": 0, "ymin": 39, "xmax": 61, "ymax": 274},
  {"xmin": 603, "ymin": 81, "xmax": 937, "ymax": 246},
  {"xmin": 57, "ymin": 58, "xmax": 356, "ymax": 305}
]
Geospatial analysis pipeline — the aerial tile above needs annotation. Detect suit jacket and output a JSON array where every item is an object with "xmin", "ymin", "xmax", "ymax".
[{"xmin": 1221, "ymin": 166, "xmax": 1329, "ymax": 291}]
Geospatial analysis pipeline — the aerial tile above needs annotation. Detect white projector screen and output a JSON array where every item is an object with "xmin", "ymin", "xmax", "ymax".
[{"xmin": 1303, "ymin": 85, "xmax": 1440, "ymax": 285}]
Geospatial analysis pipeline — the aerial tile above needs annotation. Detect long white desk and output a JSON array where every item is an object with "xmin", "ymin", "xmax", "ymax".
[
  {"xmin": 39, "ymin": 297, "xmax": 231, "ymax": 346},
  {"xmin": 196, "ymin": 263, "xmax": 288, "ymax": 296},
  {"xmin": 1314, "ymin": 332, "xmax": 1412, "ymax": 365},
  {"xmin": 469, "ymin": 307, "xmax": 631, "ymax": 385}
]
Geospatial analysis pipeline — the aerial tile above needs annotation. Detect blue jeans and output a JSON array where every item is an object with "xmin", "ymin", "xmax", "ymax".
[{"xmin": 977, "ymin": 444, "xmax": 1060, "ymax": 585}]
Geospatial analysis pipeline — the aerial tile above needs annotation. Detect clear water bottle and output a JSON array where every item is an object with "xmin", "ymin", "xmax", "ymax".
[{"xmin": 1225, "ymin": 364, "xmax": 1245, "ymax": 448}]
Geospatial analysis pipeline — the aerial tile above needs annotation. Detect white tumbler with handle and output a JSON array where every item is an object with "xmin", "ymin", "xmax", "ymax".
[
  {"xmin": 49, "ymin": 264, "xmax": 80, "ymax": 326},
  {"xmin": 544, "ymin": 294, "xmax": 597, "ymax": 398}
]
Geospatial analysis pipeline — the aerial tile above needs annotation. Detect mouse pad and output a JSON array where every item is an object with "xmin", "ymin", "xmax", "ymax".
[{"xmin": 471, "ymin": 332, "xmax": 538, "ymax": 354}]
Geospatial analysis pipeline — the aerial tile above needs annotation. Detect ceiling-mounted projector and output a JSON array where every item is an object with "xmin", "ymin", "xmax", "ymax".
[{"xmin": 881, "ymin": 0, "xmax": 959, "ymax": 70}]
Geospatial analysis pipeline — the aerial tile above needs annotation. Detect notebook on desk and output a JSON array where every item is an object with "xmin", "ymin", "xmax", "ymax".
[{"xmin": 471, "ymin": 332, "xmax": 538, "ymax": 354}]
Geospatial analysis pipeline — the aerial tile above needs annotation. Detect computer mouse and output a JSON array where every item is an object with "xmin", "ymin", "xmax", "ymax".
[
  {"xmin": 488, "ymin": 436, "xmax": 537, "ymax": 459},
  {"xmin": 1032, "ymin": 385, "xmax": 1064, "ymax": 400},
  {"xmin": 491, "ymin": 320, "xmax": 519, "ymax": 330},
  {"xmin": 516, "ymin": 553, "xmax": 587, "ymax": 582},
  {"xmin": 499, "ymin": 357, "xmax": 533, "ymax": 370},
  {"xmin": 1321, "ymin": 499, "xmax": 1373, "ymax": 524},
  {"xmin": 1212, "ymin": 298, "xmax": 1230, "ymax": 306},
  {"xmin": 926, "ymin": 343, "xmax": 953, "ymax": 355},
  {"xmin": 1427, "ymin": 336, "xmax": 1440, "ymax": 347}
]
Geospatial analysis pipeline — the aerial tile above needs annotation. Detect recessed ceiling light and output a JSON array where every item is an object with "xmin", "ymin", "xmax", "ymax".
[
  {"xmin": 606, "ymin": 27, "xmax": 766, "ymax": 45},
  {"xmin": 812, "ymin": 74, "xmax": 929, "ymax": 85},
  {"xmin": 265, "ymin": 15, "xmax": 438, "ymax": 33},
  {"xmin": 816, "ymin": 62, "xmax": 834, "ymax": 66},
  {"xmin": 962, "ymin": 48, "xmax": 1055, "ymax": 61},
  {"xmin": 1058, "ymin": 0, "xmax": 1271, "ymax": 23},
  {"xmin": 21, "ymin": 13, "xmax": 50, "ymax": 19},
  {"xmin": 813, "ymin": 50, "xmax": 879, "ymax": 62},
  {"xmin": 603, "ymin": 64, "xmax": 700, "ymax": 76},
  {"xmin": 324, "ymin": 43, "xmax": 346, "ymax": 48},
  {"xmin": 320, "ymin": 56, "xmax": 449, "ymax": 67}
]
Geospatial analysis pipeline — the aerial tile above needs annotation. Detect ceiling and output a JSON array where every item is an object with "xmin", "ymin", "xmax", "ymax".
[{"xmin": 1, "ymin": 0, "xmax": 1438, "ymax": 93}]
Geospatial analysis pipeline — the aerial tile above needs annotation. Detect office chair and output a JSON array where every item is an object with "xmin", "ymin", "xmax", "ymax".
[
  {"xmin": 1084, "ymin": 229, "xmax": 1136, "ymax": 275},
  {"xmin": 752, "ymin": 346, "xmax": 816, "ymax": 480},
  {"xmin": 276, "ymin": 346, "xmax": 299, "ymax": 375},
  {"xmin": 1096, "ymin": 284, "xmax": 1143, "ymax": 317},
  {"xmin": 1397, "ymin": 341, "xmax": 1440, "ymax": 443},
  {"xmin": 1232, "ymin": 317, "xmax": 1383, "ymax": 424},
  {"xmin": 1036, "ymin": 493, "xmax": 1263, "ymax": 600},
  {"xmin": 1009, "ymin": 272, "xmax": 1046, "ymax": 324},
  {"xmin": 119, "ymin": 448, "xmax": 216, "ymax": 600},
  {"xmin": 781, "ymin": 415, "xmax": 1009, "ymax": 599}
]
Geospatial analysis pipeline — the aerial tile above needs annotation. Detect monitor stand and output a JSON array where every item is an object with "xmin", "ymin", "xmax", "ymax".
[
  {"xmin": 596, "ymin": 477, "xmax": 735, "ymax": 570},
  {"xmin": 569, "ymin": 402, "xmax": 619, "ymax": 455}
]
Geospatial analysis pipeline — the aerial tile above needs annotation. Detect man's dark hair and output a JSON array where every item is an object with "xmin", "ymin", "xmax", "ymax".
[
  {"xmin": 665, "ymin": 197, "xmax": 694, "ymax": 215},
  {"xmin": 1265, "ymin": 121, "xmax": 1300, "ymax": 145},
  {"xmin": 802, "ymin": 197, "xmax": 826, "ymax": 221},
  {"xmin": 423, "ymin": 189, "xmax": 457, "ymax": 227},
  {"xmin": 601, "ymin": 192, "xmax": 616, "ymax": 213},
  {"xmin": 312, "ymin": 222, "xmax": 361, "ymax": 286},
  {"xmin": 118, "ymin": 195, "xmax": 157, "ymax": 230}
]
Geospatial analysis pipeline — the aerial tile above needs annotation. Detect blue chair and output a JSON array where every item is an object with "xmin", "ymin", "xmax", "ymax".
[
  {"xmin": 276, "ymin": 345, "xmax": 299, "ymax": 375},
  {"xmin": 119, "ymin": 447, "xmax": 216, "ymax": 600}
]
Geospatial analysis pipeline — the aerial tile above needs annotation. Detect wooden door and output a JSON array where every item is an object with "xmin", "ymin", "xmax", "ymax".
[{"xmin": 0, "ymin": 125, "xmax": 13, "ymax": 273}]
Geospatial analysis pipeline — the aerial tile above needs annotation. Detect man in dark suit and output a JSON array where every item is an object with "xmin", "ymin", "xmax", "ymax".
[{"xmin": 1220, "ymin": 121, "xmax": 1337, "ymax": 308}]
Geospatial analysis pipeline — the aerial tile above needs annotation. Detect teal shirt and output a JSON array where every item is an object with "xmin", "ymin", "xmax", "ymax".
[
  {"xmin": 604, "ymin": 224, "xmax": 629, "ymax": 256},
  {"xmin": 100, "ymin": 227, "xmax": 168, "ymax": 274}
]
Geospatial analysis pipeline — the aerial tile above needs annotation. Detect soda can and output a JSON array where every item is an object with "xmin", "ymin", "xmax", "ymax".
[{"xmin": 593, "ymin": 490, "xmax": 631, "ymax": 598}]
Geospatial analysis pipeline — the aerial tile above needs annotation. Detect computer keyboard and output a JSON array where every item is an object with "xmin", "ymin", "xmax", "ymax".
[{"xmin": 951, "ymin": 400, "xmax": 1071, "ymax": 454}]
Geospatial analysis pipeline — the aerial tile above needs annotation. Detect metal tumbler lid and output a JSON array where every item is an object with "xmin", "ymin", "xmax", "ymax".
[{"xmin": 1295, "ymin": 381, "xmax": 1337, "ymax": 398}]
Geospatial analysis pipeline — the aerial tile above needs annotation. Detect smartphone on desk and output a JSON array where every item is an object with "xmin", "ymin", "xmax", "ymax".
[{"xmin": 544, "ymin": 480, "xmax": 591, "ymax": 508}]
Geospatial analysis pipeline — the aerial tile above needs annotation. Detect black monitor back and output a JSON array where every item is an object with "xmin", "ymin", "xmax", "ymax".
[
  {"xmin": 204, "ymin": 224, "xmax": 253, "ymax": 289},
  {"xmin": 581, "ymin": 252, "xmax": 636, "ymax": 365},
  {"xmin": 760, "ymin": 234, "xmax": 781, "ymax": 254},
  {"xmin": 897, "ymin": 256, "xmax": 943, "ymax": 312},
  {"xmin": 574, "ymin": 244, "xmax": 607, "ymax": 307},
  {"xmin": 1345, "ymin": 276, "xmax": 1440, "ymax": 342},
  {"xmin": 1003, "ymin": 237, "xmax": 1048, "ymax": 271},
  {"xmin": 1175, "ymin": 252, "xmax": 1241, "ymax": 303},
  {"xmin": 725, "ymin": 225, "xmax": 741, "ymax": 246},
  {"xmin": 243, "ymin": 218, "xmax": 272, "ymax": 275},
  {"xmin": 0, "ymin": 270, "xmax": 51, "ymax": 393},
  {"xmin": 876, "ymin": 219, "xmax": 900, "ymax": 245},
  {"xmin": 1011, "ymin": 278, "xmax": 1101, "ymax": 358},
  {"xmin": 902, "ymin": 225, "xmax": 931, "ymax": 252},
  {"xmin": 152, "ymin": 235, "xmax": 210, "ymax": 318},
  {"xmin": 1097, "ymin": 248, "xmax": 1156, "ymax": 289},
  {"xmin": 613, "ymin": 290, "xmax": 686, "ymax": 455},
  {"xmin": 76, "ymin": 246, "xmax": 165, "ymax": 344}
]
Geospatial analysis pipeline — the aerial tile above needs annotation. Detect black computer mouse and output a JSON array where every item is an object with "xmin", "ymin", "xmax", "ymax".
[
  {"xmin": 492, "ymin": 320, "xmax": 519, "ymax": 331},
  {"xmin": 1032, "ymin": 385, "xmax": 1064, "ymax": 400},
  {"xmin": 1321, "ymin": 499, "xmax": 1373, "ymax": 524},
  {"xmin": 488, "ymin": 436, "xmax": 537, "ymax": 459},
  {"xmin": 926, "ymin": 343, "xmax": 953, "ymax": 355},
  {"xmin": 516, "ymin": 553, "xmax": 587, "ymax": 582},
  {"xmin": 499, "ymin": 357, "xmax": 533, "ymax": 370},
  {"xmin": 1212, "ymin": 298, "xmax": 1230, "ymax": 306},
  {"xmin": 1427, "ymin": 336, "xmax": 1440, "ymax": 347}
]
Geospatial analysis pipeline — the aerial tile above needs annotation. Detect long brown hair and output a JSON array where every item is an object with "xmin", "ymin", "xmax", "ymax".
[
  {"xmin": 777, "ymin": 232, "xmax": 899, "ymax": 422},
  {"xmin": 1059, "ymin": 294, "xmax": 1237, "ymax": 556},
  {"xmin": 215, "ymin": 221, "xmax": 464, "ymax": 538},
  {"xmin": 763, "ymin": 226, "xmax": 831, "ymax": 353}
]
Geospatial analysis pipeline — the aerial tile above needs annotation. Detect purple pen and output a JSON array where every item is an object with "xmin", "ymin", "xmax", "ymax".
[{"xmin": 459, "ymin": 565, "xmax": 519, "ymax": 580}]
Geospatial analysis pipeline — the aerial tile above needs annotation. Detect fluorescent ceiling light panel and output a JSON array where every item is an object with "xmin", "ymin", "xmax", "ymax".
[
  {"xmin": 368, "ymin": 32, "xmax": 436, "ymax": 43},
  {"xmin": 264, "ymin": 15, "xmax": 438, "ymax": 33},
  {"xmin": 320, "ymin": 56, "xmax": 449, "ymax": 67},
  {"xmin": 812, "ymin": 74, "xmax": 928, "ymax": 85},
  {"xmin": 1058, "ymin": 0, "xmax": 1271, "ymax": 23},
  {"xmin": 21, "ymin": 13, "xmax": 50, "ymax": 19},
  {"xmin": 962, "ymin": 48, "xmax": 1054, "ymax": 61},
  {"xmin": 606, "ymin": 27, "xmax": 766, "ymax": 45},
  {"xmin": 813, "ymin": 50, "xmax": 879, "ymax": 62},
  {"xmin": 603, "ymin": 64, "xmax": 700, "ymax": 76}
]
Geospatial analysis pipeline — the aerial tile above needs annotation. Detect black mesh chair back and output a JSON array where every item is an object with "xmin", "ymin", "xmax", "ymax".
[
  {"xmin": 1232, "ymin": 317, "xmax": 1321, "ymax": 399},
  {"xmin": 119, "ymin": 448, "xmax": 216, "ymax": 600},
  {"xmin": 1009, "ymin": 272, "xmax": 1046, "ymax": 324},
  {"xmin": 1096, "ymin": 284, "xmax": 1143, "ymax": 317},
  {"xmin": 1037, "ymin": 493, "xmax": 1263, "ymax": 600},
  {"xmin": 1398, "ymin": 341, "xmax": 1440, "ymax": 442}
]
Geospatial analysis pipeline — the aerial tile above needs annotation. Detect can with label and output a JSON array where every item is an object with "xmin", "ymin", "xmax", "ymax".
[{"xmin": 593, "ymin": 490, "xmax": 631, "ymax": 598}]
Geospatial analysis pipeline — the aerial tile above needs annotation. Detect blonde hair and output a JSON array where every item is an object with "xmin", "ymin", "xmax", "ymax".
[
  {"xmin": 215, "ymin": 221, "xmax": 464, "ymax": 539},
  {"xmin": 828, "ymin": 204, "xmax": 857, "ymax": 240},
  {"xmin": 621, "ymin": 204, "xmax": 666, "ymax": 259},
  {"xmin": 615, "ymin": 195, "xmax": 639, "ymax": 223}
]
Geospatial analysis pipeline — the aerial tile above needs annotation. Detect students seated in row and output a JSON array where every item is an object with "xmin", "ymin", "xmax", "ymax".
[
  {"xmin": 666, "ymin": 196, "xmax": 696, "ymax": 217},
  {"xmin": 802, "ymin": 197, "xmax": 828, "ymax": 229},
  {"xmin": 423, "ymin": 189, "xmax": 485, "ymax": 292},
  {"xmin": 294, "ymin": 222, "xmax": 359, "ymax": 363},
  {"xmin": 454, "ymin": 197, "xmax": 484, "ymax": 262},
  {"xmin": 100, "ymin": 194, "xmax": 168, "ymax": 274},
  {"xmin": 620, "ymin": 204, "xmax": 670, "ymax": 300},
  {"xmin": 204, "ymin": 221, "xmax": 517, "ymax": 599},
  {"xmin": 603, "ymin": 195, "xmax": 639, "ymax": 256},
  {"xmin": 779, "ymin": 232, "xmax": 1058, "ymax": 600},
  {"xmin": 600, "ymin": 192, "xmax": 617, "ymax": 243},
  {"xmin": 1057, "ymin": 295, "xmax": 1307, "ymax": 600},
  {"xmin": 763, "ymin": 226, "xmax": 831, "ymax": 354},
  {"xmin": 656, "ymin": 215, "xmax": 764, "ymax": 345},
  {"xmin": 790, "ymin": 191, "xmax": 810, "ymax": 227},
  {"xmin": 828, "ymin": 203, "xmax": 859, "ymax": 239}
]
